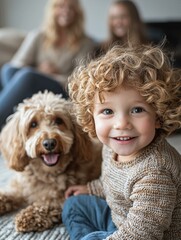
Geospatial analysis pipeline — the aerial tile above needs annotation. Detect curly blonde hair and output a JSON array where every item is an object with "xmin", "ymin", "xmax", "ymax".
[
  {"xmin": 43, "ymin": 0, "xmax": 84, "ymax": 48},
  {"xmin": 69, "ymin": 44, "xmax": 181, "ymax": 137}
]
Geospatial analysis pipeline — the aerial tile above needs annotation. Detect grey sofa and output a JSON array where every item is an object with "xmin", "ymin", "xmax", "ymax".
[{"xmin": 0, "ymin": 28, "xmax": 26, "ymax": 67}]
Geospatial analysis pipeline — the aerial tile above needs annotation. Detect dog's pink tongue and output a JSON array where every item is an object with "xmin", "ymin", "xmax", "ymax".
[{"xmin": 42, "ymin": 154, "xmax": 60, "ymax": 166}]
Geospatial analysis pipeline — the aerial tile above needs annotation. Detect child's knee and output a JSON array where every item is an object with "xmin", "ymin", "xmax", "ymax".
[
  {"xmin": 63, "ymin": 196, "xmax": 75, "ymax": 212},
  {"xmin": 62, "ymin": 196, "xmax": 77, "ymax": 221},
  {"xmin": 62, "ymin": 195, "xmax": 89, "ymax": 222}
]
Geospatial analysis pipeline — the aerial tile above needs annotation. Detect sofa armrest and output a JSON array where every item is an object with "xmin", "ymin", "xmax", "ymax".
[{"xmin": 0, "ymin": 28, "xmax": 26, "ymax": 67}]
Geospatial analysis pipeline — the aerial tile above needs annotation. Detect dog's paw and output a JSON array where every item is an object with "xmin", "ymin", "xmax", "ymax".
[
  {"xmin": 15, "ymin": 204, "xmax": 61, "ymax": 232},
  {"xmin": 0, "ymin": 194, "xmax": 22, "ymax": 214},
  {"xmin": 0, "ymin": 195, "xmax": 11, "ymax": 214}
]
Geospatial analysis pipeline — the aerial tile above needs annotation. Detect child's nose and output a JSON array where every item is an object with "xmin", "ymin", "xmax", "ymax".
[{"xmin": 113, "ymin": 115, "xmax": 131, "ymax": 130}]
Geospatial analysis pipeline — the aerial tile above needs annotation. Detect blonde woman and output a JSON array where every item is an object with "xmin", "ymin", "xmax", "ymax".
[{"xmin": 0, "ymin": 0, "xmax": 95, "ymax": 129}]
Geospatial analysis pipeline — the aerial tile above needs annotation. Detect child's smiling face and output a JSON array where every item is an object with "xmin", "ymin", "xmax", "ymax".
[{"xmin": 93, "ymin": 86, "xmax": 160, "ymax": 162}]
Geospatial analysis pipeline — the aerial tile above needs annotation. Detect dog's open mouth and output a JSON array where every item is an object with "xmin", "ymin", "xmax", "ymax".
[{"xmin": 41, "ymin": 153, "xmax": 60, "ymax": 166}]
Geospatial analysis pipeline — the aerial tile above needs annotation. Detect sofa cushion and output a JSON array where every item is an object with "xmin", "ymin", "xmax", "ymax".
[{"xmin": 0, "ymin": 28, "xmax": 26, "ymax": 67}]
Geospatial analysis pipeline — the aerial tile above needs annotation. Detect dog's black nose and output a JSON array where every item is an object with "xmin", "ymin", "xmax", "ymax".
[{"xmin": 43, "ymin": 139, "xmax": 57, "ymax": 151}]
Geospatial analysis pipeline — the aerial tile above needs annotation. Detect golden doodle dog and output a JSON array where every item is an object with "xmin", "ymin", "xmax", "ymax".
[{"xmin": 0, "ymin": 91, "xmax": 102, "ymax": 232}]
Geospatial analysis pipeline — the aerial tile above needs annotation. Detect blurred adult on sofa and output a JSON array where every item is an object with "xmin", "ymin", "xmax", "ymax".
[
  {"xmin": 94, "ymin": 0, "xmax": 148, "ymax": 57},
  {"xmin": 0, "ymin": 0, "xmax": 96, "ymax": 129}
]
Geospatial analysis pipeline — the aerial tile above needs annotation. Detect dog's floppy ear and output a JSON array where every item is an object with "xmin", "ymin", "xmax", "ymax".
[
  {"xmin": 0, "ymin": 111, "xmax": 29, "ymax": 171},
  {"xmin": 71, "ymin": 120, "xmax": 93, "ymax": 162},
  {"xmin": 71, "ymin": 119, "xmax": 102, "ymax": 181}
]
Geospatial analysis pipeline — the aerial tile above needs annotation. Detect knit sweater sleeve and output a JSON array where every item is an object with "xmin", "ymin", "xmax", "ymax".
[
  {"xmin": 86, "ymin": 144, "xmax": 109, "ymax": 199},
  {"xmin": 105, "ymin": 169, "xmax": 177, "ymax": 240},
  {"xmin": 87, "ymin": 177, "xmax": 105, "ymax": 199}
]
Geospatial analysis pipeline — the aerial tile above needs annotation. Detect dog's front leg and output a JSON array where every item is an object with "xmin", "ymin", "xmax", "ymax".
[
  {"xmin": 15, "ymin": 202, "xmax": 62, "ymax": 232},
  {"xmin": 0, "ymin": 192, "xmax": 25, "ymax": 215}
]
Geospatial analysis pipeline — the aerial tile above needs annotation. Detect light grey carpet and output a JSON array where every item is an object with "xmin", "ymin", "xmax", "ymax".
[{"xmin": 0, "ymin": 155, "xmax": 70, "ymax": 240}]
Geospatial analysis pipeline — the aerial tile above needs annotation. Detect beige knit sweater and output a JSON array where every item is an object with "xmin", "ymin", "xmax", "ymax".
[
  {"xmin": 88, "ymin": 136, "xmax": 181, "ymax": 240},
  {"xmin": 11, "ymin": 29, "xmax": 96, "ymax": 87}
]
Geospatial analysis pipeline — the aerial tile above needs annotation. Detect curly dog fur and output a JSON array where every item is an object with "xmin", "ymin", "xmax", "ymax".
[{"xmin": 0, "ymin": 91, "xmax": 102, "ymax": 232}]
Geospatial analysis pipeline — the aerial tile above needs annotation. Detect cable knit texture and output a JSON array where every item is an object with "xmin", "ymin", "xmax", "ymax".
[{"xmin": 87, "ymin": 136, "xmax": 181, "ymax": 240}]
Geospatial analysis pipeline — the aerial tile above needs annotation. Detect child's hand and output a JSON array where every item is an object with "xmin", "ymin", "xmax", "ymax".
[{"xmin": 65, "ymin": 185, "xmax": 89, "ymax": 199}]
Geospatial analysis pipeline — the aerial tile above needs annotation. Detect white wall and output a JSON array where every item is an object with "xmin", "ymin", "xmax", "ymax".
[
  {"xmin": 133, "ymin": 0, "xmax": 181, "ymax": 21},
  {"xmin": 0, "ymin": 0, "xmax": 181, "ymax": 41},
  {"xmin": 0, "ymin": 0, "xmax": 46, "ymax": 30},
  {"xmin": 81, "ymin": 0, "xmax": 181, "ymax": 41},
  {"xmin": 80, "ymin": 0, "xmax": 113, "ymax": 41}
]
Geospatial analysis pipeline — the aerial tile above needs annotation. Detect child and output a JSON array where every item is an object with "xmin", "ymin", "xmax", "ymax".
[{"xmin": 62, "ymin": 44, "xmax": 181, "ymax": 240}]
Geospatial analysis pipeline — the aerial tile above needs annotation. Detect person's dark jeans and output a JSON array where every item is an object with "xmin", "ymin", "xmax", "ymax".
[
  {"xmin": 0, "ymin": 63, "xmax": 68, "ymax": 130},
  {"xmin": 1, "ymin": 63, "xmax": 20, "ymax": 87},
  {"xmin": 0, "ymin": 75, "xmax": 2, "ymax": 91},
  {"xmin": 62, "ymin": 195, "xmax": 117, "ymax": 240}
]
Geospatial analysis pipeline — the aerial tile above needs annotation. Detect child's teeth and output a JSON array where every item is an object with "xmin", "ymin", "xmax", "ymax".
[{"xmin": 117, "ymin": 137, "xmax": 131, "ymax": 140}]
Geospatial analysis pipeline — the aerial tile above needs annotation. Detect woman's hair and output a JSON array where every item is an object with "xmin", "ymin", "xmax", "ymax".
[
  {"xmin": 43, "ymin": 0, "xmax": 85, "ymax": 48},
  {"xmin": 105, "ymin": 0, "xmax": 147, "ymax": 49},
  {"xmin": 69, "ymin": 44, "xmax": 181, "ymax": 137}
]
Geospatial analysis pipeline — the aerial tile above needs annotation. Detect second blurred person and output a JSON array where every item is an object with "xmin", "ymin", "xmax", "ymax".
[{"xmin": 95, "ymin": 0, "xmax": 148, "ymax": 56}]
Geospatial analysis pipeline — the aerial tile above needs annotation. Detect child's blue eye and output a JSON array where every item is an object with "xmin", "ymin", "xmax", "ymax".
[
  {"xmin": 102, "ymin": 109, "xmax": 113, "ymax": 115},
  {"xmin": 131, "ymin": 107, "xmax": 145, "ymax": 114}
]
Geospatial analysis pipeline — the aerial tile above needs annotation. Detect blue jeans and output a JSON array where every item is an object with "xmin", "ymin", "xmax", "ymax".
[
  {"xmin": 0, "ymin": 63, "xmax": 68, "ymax": 129},
  {"xmin": 62, "ymin": 195, "xmax": 117, "ymax": 240}
]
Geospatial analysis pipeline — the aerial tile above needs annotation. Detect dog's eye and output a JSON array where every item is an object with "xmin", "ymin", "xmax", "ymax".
[
  {"xmin": 55, "ymin": 117, "xmax": 64, "ymax": 125},
  {"xmin": 30, "ymin": 121, "xmax": 38, "ymax": 128}
]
